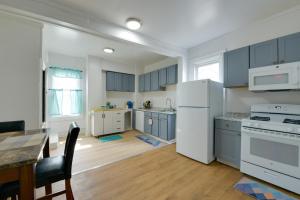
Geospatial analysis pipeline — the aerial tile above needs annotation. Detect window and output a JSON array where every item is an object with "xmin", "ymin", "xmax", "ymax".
[
  {"xmin": 195, "ymin": 62, "xmax": 220, "ymax": 82},
  {"xmin": 192, "ymin": 53, "xmax": 223, "ymax": 82},
  {"xmin": 48, "ymin": 67, "xmax": 83, "ymax": 117}
]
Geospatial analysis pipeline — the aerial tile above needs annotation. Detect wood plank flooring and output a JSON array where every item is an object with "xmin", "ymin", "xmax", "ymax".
[
  {"xmin": 37, "ymin": 144, "xmax": 300, "ymax": 200},
  {"xmin": 51, "ymin": 131, "xmax": 166, "ymax": 174}
]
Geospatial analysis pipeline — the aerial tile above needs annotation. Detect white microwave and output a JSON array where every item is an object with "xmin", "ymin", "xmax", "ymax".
[{"xmin": 249, "ymin": 62, "xmax": 300, "ymax": 91}]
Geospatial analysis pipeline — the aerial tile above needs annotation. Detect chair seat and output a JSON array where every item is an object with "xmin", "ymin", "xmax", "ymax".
[{"xmin": 36, "ymin": 155, "xmax": 66, "ymax": 188}]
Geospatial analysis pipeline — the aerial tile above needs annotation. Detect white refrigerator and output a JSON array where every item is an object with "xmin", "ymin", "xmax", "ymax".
[{"xmin": 176, "ymin": 79, "xmax": 223, "ymax": 164}]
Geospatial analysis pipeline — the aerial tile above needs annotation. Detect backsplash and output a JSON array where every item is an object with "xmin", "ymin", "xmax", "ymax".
[
  {"xmin": 105, "ymin": 92, "xmax": 134, "ymax": 108},
  {"xmin": 225, "ymin": 87, "xmax": 300, "ymax": 113},
  {"xmin": 136, "ymin": 85, "xmax": 177, "ymax": 109}
]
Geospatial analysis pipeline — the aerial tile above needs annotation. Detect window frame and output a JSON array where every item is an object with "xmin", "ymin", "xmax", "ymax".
[
  {"xmin": 192, "ymin": 53, "xmax": 224, "ymax": 83},
  {"xmin": 46, "ymin": 67, "xmax": 85, "ymax": 119}
]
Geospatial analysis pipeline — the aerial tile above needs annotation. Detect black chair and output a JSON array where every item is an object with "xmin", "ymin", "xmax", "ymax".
[
  {"xmin": 0, "ymin": 120, "xmax": 25, "ymax": 133},
  {"xmin": 0, "ymin": 122, "xmax": 80, "ymax": 200}
]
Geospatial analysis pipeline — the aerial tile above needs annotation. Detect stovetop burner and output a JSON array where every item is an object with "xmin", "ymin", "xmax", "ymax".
[
  {"xmin": 283, "ymin": 119, "xmax": 300, "ymax": 125},
  {"xmin": 250, "ymin": 116, "xmax": 271, "ymax": 121}
]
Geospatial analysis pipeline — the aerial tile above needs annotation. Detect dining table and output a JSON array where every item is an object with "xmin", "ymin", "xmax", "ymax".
[{"xmin": 0, "ymin": 129, "xmax": 50, "ymax": 200}]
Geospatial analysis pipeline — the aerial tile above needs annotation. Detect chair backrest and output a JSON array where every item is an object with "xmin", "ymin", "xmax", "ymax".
[
  {"xmin": 0, "ymin": 120, "xmax": 25, "ymax": 133},
  {"xmin": 64, "ymin": 122, "xmax": 80, "ymax": 178}
]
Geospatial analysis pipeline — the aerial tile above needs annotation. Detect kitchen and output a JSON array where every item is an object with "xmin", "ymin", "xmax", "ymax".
[{"xmin": 1, "ymin": 1, "xmax": 300, "ymax": 200}]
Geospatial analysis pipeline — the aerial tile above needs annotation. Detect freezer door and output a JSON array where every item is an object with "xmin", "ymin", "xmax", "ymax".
[
  {"xmin": 177, "ymin": 80, "xmax": 209, "ymax": 107},
  {"xmin": 176, "ymin": 107, "xmax": 211, "ymax": 163}
]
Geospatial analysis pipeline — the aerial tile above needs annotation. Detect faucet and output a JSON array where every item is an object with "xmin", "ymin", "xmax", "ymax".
[{"xmin": 166, "ymin": 97, "xmax": 172, "ymax": 110}]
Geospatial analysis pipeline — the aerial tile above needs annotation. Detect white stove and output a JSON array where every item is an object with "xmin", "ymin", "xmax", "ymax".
[{"xmin": 241, "ymin": 104, "xmax": 300, "ymax": 194}]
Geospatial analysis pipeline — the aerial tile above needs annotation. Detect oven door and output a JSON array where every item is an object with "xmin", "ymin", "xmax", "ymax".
[
  {"xmin": 249, "ymin": 62, "xmax": 300, "ymax": 91},
  {"xmin": 241, "ymin": 127, "xmax": 300, "ymax": 178}
]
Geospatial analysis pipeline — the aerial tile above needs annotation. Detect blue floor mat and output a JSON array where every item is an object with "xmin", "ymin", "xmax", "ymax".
[
  {"xmin": 99, "ymin": 135, "xmax": 123, "ymax": 142},
  {"xmin": 234, "ymin": 177, "xmax": 297, "ymax": 200},
  {"xmin": 136, "ymin": 134, "xmax": 160, "ymax": 147}
]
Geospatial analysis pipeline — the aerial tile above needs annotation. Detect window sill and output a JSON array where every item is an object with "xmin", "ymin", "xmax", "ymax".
[{"xmin": 48, "ymin": 115, "xmax": 84, "ymax": 122}]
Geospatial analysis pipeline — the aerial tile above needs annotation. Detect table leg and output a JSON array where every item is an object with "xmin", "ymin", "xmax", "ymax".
[
  {"xmin": 43, "ymin": 138, "xmax": 50, "ymax": 158},
  {"xmin": 19, "ymin": 164, "xmax": 36, "ymax": 200}
]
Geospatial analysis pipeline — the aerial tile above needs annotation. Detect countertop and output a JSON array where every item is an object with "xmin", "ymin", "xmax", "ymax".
[
  {"xmin": 134, "ymin": 108, "xmax": 176, "ymax": 115},
  {"xmin": 215, "ymin": 112, "xmax": 249, "ymax": 122},
  {"xmin": 91, "ymin": 108, "xmax": 130, "ymax": 113},
  {"xmin": 0, "ymin": 129, "xmax": 49, "ymax": 170}
]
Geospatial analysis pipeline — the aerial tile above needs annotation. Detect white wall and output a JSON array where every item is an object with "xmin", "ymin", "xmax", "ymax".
[
  {"xmin": 86, "ymin": 55, "xmax": 135, "ymax": 134},
  {"xmin": 87, "ymin": 55, "xmax": 135, "ymax": 109},
  {"xmin": 188, "ymin": 6, "xmax": 300, "ymax": 113},
  {"xmin": 137, "ymin": 57, "xmax": 178, "ymax": 108},
  {"xmin": 0, "ymin": 12, "xmax": 42, "ymax": 129},
  {"xmin": 45, "ymin": 52, "xmax": 87, "ymax": 136}
]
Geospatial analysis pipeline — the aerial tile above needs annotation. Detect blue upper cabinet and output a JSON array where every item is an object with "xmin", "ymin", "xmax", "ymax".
[
  {"xmin": 224, "ymin": 46, "xmax": 250, "ymax": 88},
  {"xmin": 106, "ymin": 71, "xmax": 135, "ymax": 92},
  {"xmin": 139, "ymin": 74, "xmax": 145, "ymax": 92},
  {"xmin": 122, "ymin": 74, "xmax": 129, "ymax": 92},
  {"xmin": 150, "ymin": 70, "xmax": 159, "ymax": 91},
  {"xmin": 159, "ymin": 68, "xmax": 167, "ymax": 87},
  {"xmin": 115, "ymin": 73, "xmax": 122, "ymax": 91},
  {"xmin": 129, "ymin": 74, "xmax": 135, "ymax": 92},
  {"xmin": 137, "ymin": 63, "xmax": 178, "ymax": 93},
  {"xmin": 167, "ymin": 64, "xmax": 178, "ymax": 85},
  {"xmin": 151, "ymin": 113, "xmax": 159, "ymax": 137},
  {"xmin": 144, "ymin": 73, "xmax": 151, "ymax": 92},
  {"xmin": 250, "ymin": 39, "xmax": 278, "ymax": 68},
  {"xmin": 106, "ymin": 71, "xmax": 115, "ymax": 91},
  {"xmin": 278, "ymin": 32, "xmax": 300, "ymax": 64}
]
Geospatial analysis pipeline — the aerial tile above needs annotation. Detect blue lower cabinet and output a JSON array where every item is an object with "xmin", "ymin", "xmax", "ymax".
[
  {"xmin": 144, "ymin": 112, "xmax": 152, "ymax": 134},
  {"xmin": 159, "ymin": 118, "xmax": 168, "ymax": 140},
  {"xmin": 159, "ymin": 113, "xmax": 176, "ymax": 141},
  {"xmin": 132, "ymin": 110, "xmax": 136, "ymax": 129},
  {"xmin": 151, "ymin": 116, "xmax": 159, "ymax": 137},
  {"xmin": 143, "ymin": 112, "xmax": 176, "ymax": 141}
]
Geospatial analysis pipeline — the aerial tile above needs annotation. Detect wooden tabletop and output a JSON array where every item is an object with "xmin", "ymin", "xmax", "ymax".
[{"xmin": 0, "ymin": 129, "xmax": 49, "ymax": 170}]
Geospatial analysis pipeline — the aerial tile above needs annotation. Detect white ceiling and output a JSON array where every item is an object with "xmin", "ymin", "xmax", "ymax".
[
  {"xmin": 49, "ymin": 0, "xmax": 300, "ymax": 48},
  {"xmin": 43, "ymin": 24, "xmax": 167, "ymax": 67}
]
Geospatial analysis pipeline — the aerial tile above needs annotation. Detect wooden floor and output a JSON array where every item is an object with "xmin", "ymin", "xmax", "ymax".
[
  {"xmin": 37, "ymin": 144, "xmax": 300, "ymax": 200},
  {"xmin": 51, "ymin": 131, "xmax": 167, "ymax": 174}
]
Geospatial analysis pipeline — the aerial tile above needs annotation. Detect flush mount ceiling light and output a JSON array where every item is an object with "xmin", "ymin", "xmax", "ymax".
[
  {"xmin": 103, "ymin": 47, "xmax": 115, "ymax": 54},
  {"xmin": 126, "ymin": 18, "xmax": 142, "ymax": 30}
]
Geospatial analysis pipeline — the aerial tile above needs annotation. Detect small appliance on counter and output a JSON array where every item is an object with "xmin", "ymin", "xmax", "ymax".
[
  {"xmin": 127, "ymin": 101, "xmax": 133, "ymax": 109},
  {"xmin": 143, "ymin": 100, "xmax": 151, "ymax": 109},
  {"xmin": 106, "ymin": 102, "xmax": 115, "ymax": 109}
]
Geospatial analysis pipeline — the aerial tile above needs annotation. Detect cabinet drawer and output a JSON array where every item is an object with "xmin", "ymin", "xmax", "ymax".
[
  {"xmin": 159, "ymin": 113, "xmax": 168, "ymax": 120},
  {"xmin": 144, "ymin": 112, "xmax": 152, "ymax": 117},
  {"xmin": 151, "ymin": 112, "xmax": 159, "ymax": 118},
  {"xmin": 215, "ymin": 119, "xmax": 241, "ymax": 132}
]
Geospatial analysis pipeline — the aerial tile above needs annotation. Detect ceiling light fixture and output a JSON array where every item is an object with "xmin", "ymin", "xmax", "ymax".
[
  {"xmin": 103, "ymin": 47, "xmax": 115, "ymax": 54},
  {"xmin": 126, "ymin": 18, "xmax": 142, "ymax": 30}
]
